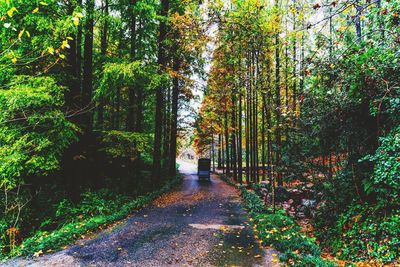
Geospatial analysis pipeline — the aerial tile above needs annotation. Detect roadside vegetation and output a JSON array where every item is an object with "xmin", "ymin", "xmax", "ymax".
[{"xmin": 195, "ymin": 0, "xmax": 400, "ymax": 265}]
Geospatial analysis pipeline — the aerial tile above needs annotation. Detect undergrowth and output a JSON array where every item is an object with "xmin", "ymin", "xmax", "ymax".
[
  {"xmin": 237, "ymin": 182, "xmax": 337, "ymax": 266},
  {"xmin": 1, "ymin": 175, "xmax": 181, "ymax": 260}
]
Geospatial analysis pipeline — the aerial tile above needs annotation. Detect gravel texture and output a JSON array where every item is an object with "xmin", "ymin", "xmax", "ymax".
[{"xmin": 3, "ymin": 161, "xmax": 279, "ymax": 267}]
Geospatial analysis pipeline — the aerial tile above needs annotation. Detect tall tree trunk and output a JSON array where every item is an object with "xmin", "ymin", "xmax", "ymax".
[
  {"xmin": 292, "ymin": 0, "xmax": 297, "ymax": 126},
  {"xmin": 221, "ymin": 132, "xmax": 225, "ymax": 174},
  {"xmin": 76, "ymin": 0, "xmax": 83, "ymax": 97},
  {"xmin": 224, "ymin": 111, "xmax": 230, "ymax": 176},
  {"xmin": 163, "ymin": 84, "xmax": 171, "ymax": 170},
  {"xmin": 261, "ymin": 92, "xmax": 266, "ymax": 181},
  {"xmin": 238, "ymin": 93, "xmax": 243, "ymax": 183},
  {"xmin": 212, "ymin": 135, "xmax": 216, "ymax": 172},
  {"xmin": 245, "ymin": 54, "xmax": 250, "ymax": 184},
  {"xmin": 169, "ymin": 54, "xmax": 180, "ymax": 176},
  {"xmin": 136, "ymin": 19, "xmax": 144, "ymax": 132},
  {"xmin": 275, "ymin": 30, "xmax": 283, "ymax": 186},
  {"xmin": 231, "ymin": 94, "xmax": 237, "ymax": 181},
  {"xmin": 218, "ymin": 134, "xmax": 222, "ymax": 168},
  {"xmin": 152, "ymin": 0, "xmax": 169, "ymax": 181},
  {"xmin": 355, "ymin": 0, "xmax": 362, "ymax": 43},
  {"xmin": 254, "ymin": 50, "xmax": 259, "ymax": 183},
  {"xmin": 248, "ymin": 51, "xmax": 254, "ymax": 183},
  {"xmin": 66, "ymin": 1, "xmax": 80, "ymax": 110},
  {"xmin": 127, "ymin": 0, "xmax": 137, "ymax": 131},
  {"xmin": 82, "ymin": 0, "xmax": 95, "ymax": 131},
  {"xmin": 97, "ymin": 0, "xmax": 109, "ymax": 129}
]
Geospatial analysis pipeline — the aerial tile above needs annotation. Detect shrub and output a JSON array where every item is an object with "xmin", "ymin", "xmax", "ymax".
[
  {"xmin": 0, "ymin": 76, "xmax": 78, "ymax": 255},
  {"xmin": 4, "ymin": 175, "xmax": 181, "ymax": 259},
  {"xmin": 239, "ymin": 187, "xmax": 335, "ymax": 266}
]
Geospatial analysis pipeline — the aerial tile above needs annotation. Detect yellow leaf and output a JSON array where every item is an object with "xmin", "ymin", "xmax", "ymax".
[
  {"xmin": 75, "ymin": 12, "xmax": 84, "ymax": 18},
  {"xmin": 7, "ymin": 7, "xmax": 17, "ymax": 17},
  {"xmin": 61, "ymin": 40, "xmax": 70, "ymax": 49},
  {"xmin": 72, "ymin": 17, "xmax": 79, "ymax": 26},
  {"xmin": 18, "ymin": 29, "xmax": 24, "ymax": 39},
  {"xmin": 33, "ymin": 250, "xmax": 43, "ymax": 257},
  {"xmin": 26, "ymin": 31, "xmax": 30, "ymax": 38},
  {"xmin": 59, "ymin": 54, "xmax": 65, "ymax": 59},
  {"xmin": 66, "ymin": 36, "xmax": 73, "ymax": 40},
  {"xmin": 39, "ymin": 2, "xmax": 48, "ymax": 6},
  {"xmin": 11, "ymin": 57, "xmax": 17, "ymax": 64},
  {"xmin": 32, "ymin": 7, "xmax": 39, "ymax": 13},
  {"xmin": 47, "ymin": 47, "xmax": 54, "ymax": 55}
]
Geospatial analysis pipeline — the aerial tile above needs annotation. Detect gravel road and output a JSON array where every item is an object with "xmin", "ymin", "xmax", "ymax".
[{"xmin": 3, "ymin": 160, "xmax": 279, "ymax": 267}]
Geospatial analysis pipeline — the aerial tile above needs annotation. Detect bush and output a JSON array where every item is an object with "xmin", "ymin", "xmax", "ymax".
[
  {"xmin": 239, "ymin": 188, "xmax": 335, "ymax": 266},
  {"xmin": 362, "ymin": 126, "xmax": 400, "ymax": 208},
  {"xmin": 0, "ymin": 76, "xmax": 78, "ymax": 256},
  {"xmin": 324, "ymin": 204, "xmax": 400, "ymax": 263}
]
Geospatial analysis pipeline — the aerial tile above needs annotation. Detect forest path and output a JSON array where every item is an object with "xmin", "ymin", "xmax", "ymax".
[{"xmin": 6, "ymin": 160, "xmax": 278, "ymax": 267}]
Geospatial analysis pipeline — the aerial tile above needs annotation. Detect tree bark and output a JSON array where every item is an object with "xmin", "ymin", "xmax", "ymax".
[
  {"xmin": 275, "ymin": 27, "xmax": 283, "ymax": 186},
  {"xmin": 169, "ymin": 55, "xmax": 180, "ymax": 176},
  {"xmin": 224, "ymin": 111, "xmax": 230, "ymax": 176},
  {"xmin": 97, "ymin": 0, "xmax": 109, "ymax": 129},
  {"xmin": 127, "ymin": 0, "xmax": 137, "ymax": 131},
  {"xmin": 152, "ymin": 0, "xmax": 169, "ymax": 181},
  {"xmin": 231, "ymin": 94, "xmax": 237, "ymax": 181},
  {"xmin": 82, "ymin": 0, "xmax": 95, "ymax": 131}
]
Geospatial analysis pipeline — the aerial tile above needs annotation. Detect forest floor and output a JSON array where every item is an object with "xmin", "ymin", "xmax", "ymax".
[{"xmin": 3, "ymin": 161, "xmax": 279, "ymax": 267}]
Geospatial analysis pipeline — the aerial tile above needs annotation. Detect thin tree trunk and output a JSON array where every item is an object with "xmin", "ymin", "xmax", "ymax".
[
  {"xmin": 355, "ymin": 0, "xmax": 362, "ymax": 43},
  {"xmin": 261, "ymin": 92, "xmax": 266, "ymax": 181},
  {"xmin": 97, "ymin": 0, "xmax": 108, "ymax": 129},
  {"xmin": 292, "ymin": 0, "xmax": 297, "ymax": 126},
  {"xmin": 82, "ymin": 0, "xmax": 95, "ymax": 131},
  {"xmin": 163, "ymin": 84, "xmax": 171, "ymax": 169},
  {"xmin": 218, "ymin": 134, "xmax": 222, "ymax": 168},
  {"xmin": 224, "ymin": 111, "xmax": 230, "ymax": 176},
  {"xmin": 136, "ymin": 19, "xmax": 144, "ymax": 132},
  {"xmin": 275, "ymin": 31, "xmax": 283, "ymax": 186},
  {"xmin": 127, "ymin": 0, "xmax": 137, "ymax": 131},
  {"xmin": 238, "ymin": 93, "xmax": 243, "ymax": 183},
  {"xmin": 245, "ymin": 53, "xmax": 250, "ymax": 184},
  {"xmin": 231, "ymin": 94, "xmax": 237, "ymax": 182},
  {"xmin": 152, "ymin": 0, "xmax": 169, "ymax": 181},
  {"xmin": 169, "ymin": 55, "xmax": 180, "ymax": 176},
  {"xmin": 66, "ymin": 1, "xmax": 80, "ymax": 110}
]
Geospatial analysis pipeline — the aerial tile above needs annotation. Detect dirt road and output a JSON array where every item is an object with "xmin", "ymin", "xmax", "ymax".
[{"xmin": 4, "ymin": 161, "xmax": 278, "ymax": 267}]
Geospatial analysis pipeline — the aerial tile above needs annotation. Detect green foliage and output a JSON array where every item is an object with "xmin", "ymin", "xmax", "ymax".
[
  {"xmin": 0, "ymin": 76, "xmax": 78, "ymax": 256},
  {"xmin": 317, "ymin": 203, "xmax": 400, "ymax": 263},
  {"xmin": 0, "ymin": 0, "xmax": 79, "ymax": 76},
  {"xmin": 239, "ymin": 187, "xmax": 335, "ymax": 266},
  {"xmin": 362, "ymin": 127, "xmax": 400, "ymax": 207},
  {"xmin": 96, "ymin": 61, "xmax": 161, "ymax": 100},
  {"xmin": 239, "ymin": 185, "xmax": 267, "ymax": 213},
  {"xmin": 0, "ymin": 76, "xmax": 78, "ymax": 190},
  {"xmin": 100, "ymin": 130, "xmax": 153, "ymax": 161},
  {"xmin": 54, "ymin": 189, "xmax": 130, "ymax": 222}
]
